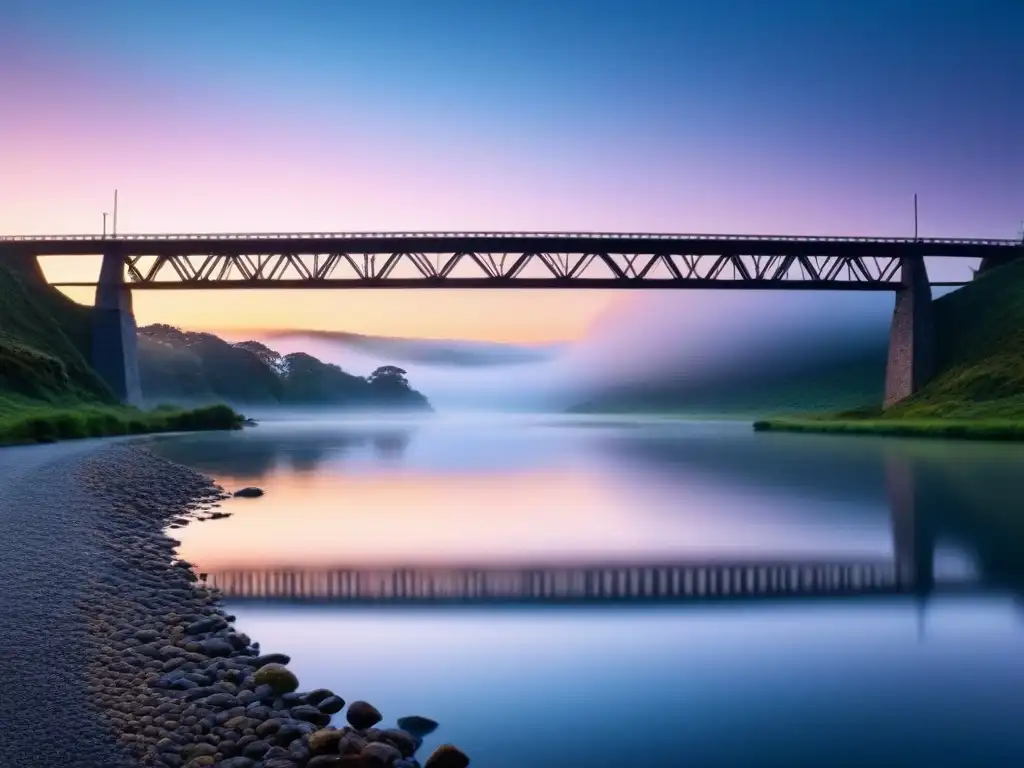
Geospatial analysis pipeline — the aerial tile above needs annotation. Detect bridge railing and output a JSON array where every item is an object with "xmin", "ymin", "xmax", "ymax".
[{"xmin": 1, "ymin": 231, "xmax": 1021, "ymax": 245}]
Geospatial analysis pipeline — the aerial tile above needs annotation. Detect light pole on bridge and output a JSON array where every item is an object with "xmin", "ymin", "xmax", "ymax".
[{"xmin": 913, "ymin": 193, "xmax": 919, "ymax": 241}]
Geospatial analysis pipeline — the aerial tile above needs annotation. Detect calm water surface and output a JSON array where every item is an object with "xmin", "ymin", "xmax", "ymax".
[{"xmin": 149, "ymin": 414, "xmax": 1024, "ymax": 768}]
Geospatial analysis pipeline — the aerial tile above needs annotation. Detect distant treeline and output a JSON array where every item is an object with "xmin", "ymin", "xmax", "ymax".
[{"xmin": 138, "ymin": 324, "xmax": 432, "ymax": 411}]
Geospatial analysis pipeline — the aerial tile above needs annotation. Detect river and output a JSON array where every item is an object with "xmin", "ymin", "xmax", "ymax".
[{"xmin": 147, "ymin": 414, "xmax": 1024, "ymax": 768}]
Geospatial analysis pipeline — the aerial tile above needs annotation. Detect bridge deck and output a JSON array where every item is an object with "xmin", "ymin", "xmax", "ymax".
[{"xmin": 3, "ymin": 231, "xmax": 1019, "ymax": 289}]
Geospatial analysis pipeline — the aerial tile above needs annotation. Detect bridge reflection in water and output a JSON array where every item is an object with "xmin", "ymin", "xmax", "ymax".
[
  {"xmin": 204, "ymin": 556, "xmax": 972, "ymax": 605},
  {"xmin": 202, "ymin": 451, "xmax": 989, "ymax": 605}
]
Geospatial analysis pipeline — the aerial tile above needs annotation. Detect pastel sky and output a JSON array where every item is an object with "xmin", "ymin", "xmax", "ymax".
[{"xmin": 2, "ymin": 0, "xmax": 1021, "ymax": 342}]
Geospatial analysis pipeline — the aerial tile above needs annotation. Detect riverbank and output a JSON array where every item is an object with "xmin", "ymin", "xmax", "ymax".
[
  {"xmin": 0, "ymin": 439, "xmax": 466, "ymax": 768},
  {"xmin": 752, "ymin": 417, "xmax": 1024, "ymax": 441},
  {"xmin": 0, "ymin": 399, "xmax": 245, "ymax": 446}
]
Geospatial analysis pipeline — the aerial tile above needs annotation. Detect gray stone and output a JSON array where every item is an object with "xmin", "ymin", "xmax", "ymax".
[
  {"xmin": 424, "ymin": 744, "xmax": 470, "ymax": 768},
  {"xmin": 346, "ymin": 700, "xmax": 383, "ymax": 730},
  {"xmin": 242, "ymin": 739, "xmax": 272, "ymax": 759},
  {"xmin": 200, "ymin": 637, "xmax": 235, "ymax": 657},
  {"xmin": 318, "ymin": 695, "xmax": 345, "ymax": 714},
  {"xmin": 363, "ymin": 741, "xmax": 403, "ymax": 764},
  {"xmin": 380, "ymin": 728, "xmax": 418, "ymax": 757},
  {"xmin": 203, "ymin": 692, "xmax": 239, "ymax": 709},
  {"xmin": 251, "ymin": 653, "xmax": 292, "ymax": 668}
]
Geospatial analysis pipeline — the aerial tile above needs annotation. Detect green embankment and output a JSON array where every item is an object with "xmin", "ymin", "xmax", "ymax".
[
  {"xmin": 755, "ymin": 259, "xmax": 1024, "ymax": 440},
  {"xmin": 0, "ymin": 264, "xmax": 244, "ymax": 446}
]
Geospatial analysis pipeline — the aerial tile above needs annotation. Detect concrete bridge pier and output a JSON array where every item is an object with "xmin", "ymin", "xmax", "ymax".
[
  {"xmin": 92, "ymin": 249, "xmax": 142, "ymax": 406},
  {"xmin": 883, "ymin": 256, "xmax": 935, "ymax": 408}
]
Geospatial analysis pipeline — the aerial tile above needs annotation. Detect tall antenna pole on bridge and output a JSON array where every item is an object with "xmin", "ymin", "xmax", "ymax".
[
  {"xmin": 112, "ymin": 189, "xmax": 119, "ymax": 237},
  {"xmin": 913, "ymin": 193, "xmax": 919, "ymax": 240},
  {"xmin": 102, "ymin": 212, "xmax": 108, "ymax": 238}
]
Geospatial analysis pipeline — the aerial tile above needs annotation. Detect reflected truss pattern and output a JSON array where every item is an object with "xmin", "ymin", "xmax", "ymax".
[
  {"xmin": 202, "ymin": 557, "xmax": 975, "ymax": 604},
  {"xmin": 114, "ymin": 251, "xmax": 909, "ymax": 289}
]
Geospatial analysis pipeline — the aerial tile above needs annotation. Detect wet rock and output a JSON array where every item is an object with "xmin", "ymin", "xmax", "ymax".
[
  {"xmin": 397, "ymin": 716, "xmax": 439, "ymax": 738},
  {"xmin": 363, "ymin": 741, "xmax": 403, "ymax": 764},
  {"xmin": 307, "ymin": 756, "xmax": 347, "ymax": 767},
  {"xmin": 186, "ymin": 616, "xmax": 225, "ymax": 635},
  {"xmin": 275, "ymin": 720, "xmax": 311, "ymax": 744},
  {"xmin": 233, "ymin": 486, "xmax": 264, "ymax": 498},
  {"xmin": 318, "ymin": 694, "xmax": 346, "ymax": 714},
  {"xmin": 291, "ymin": 703, "xmax": 331, "ymax": 725},
  {"xmin": 185, "ymin": 743, "xmax": 219, "ymax": 759},
  {"xmin": 218, "ymin": 758, "xmax": 256, "ymax": 768},
  {"xmin": 424, "ymin": 744, "xmax": 471, "ymax": 768},
  {"xmin": 255, "ymin": 718, "xmax": 284, "ymax": 738},
  {"xmin": 251, "ymin": 653, "xmax": 292, "ymax": 668},
  {"xmin": 338, "ymin": 732, "xmax": 368, "ymax": 755},
  {"xmin": 242, "ymin": 739, "xmax": 272, "ymax": 759},
  {"xmin": 200, "ymin": 637, "xmax": 235, "ymax": 657},
  {"xmin": 253, "ymin": 662, "xmax": 299, "ymax": 694},
  {"xmin": 253, "ymin": 683, "xmax": 277, "ymax": 701},
  {"xmin": 346, "ymin": 700, "xmax": 383, "ymax": 730},
  {"xmin": 380, "ymin": 728, "xmax": 418, "ymax": 757},
  {"xmin": 203, "ymin": 692, "xmax": 239, "ymax": 709},
  {"xmin": 304, "ymin": 688, "xmax": 335, "ymax": 705},
  {"xmin": 308, "ymin": 727, "xmax": 344, "ymax": 755}
]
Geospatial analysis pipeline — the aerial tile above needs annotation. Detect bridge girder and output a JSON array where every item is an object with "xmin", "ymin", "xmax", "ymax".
[
  {"xmin": 49, "ymin": 250, "xmax": 921, "ymax": 289},
  {"xmin": 121, "ymin": 250, "xmax": 913, "ymax": 289}
]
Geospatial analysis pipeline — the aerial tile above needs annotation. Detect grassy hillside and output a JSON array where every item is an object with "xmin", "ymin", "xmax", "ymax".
[
  {"xmin": 0, "ymin": 264, "xmax": 112, "ymax": 402},
  {"xmin": 756, "ymin": 259, "xmax": 1024, "ymax": 438},
  {"xmin": 0, "ymin": 264, "xmax": 243, "ymax": 445}
]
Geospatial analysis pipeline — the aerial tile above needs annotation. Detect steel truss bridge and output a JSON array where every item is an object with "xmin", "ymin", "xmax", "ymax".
[
  {"xmin": 201, "ymin": 556, "xmax": 975, "ymax": 606},
  {"xmin": 3, "ymin": 231, "xmax": 1021, "ymax": 290}
]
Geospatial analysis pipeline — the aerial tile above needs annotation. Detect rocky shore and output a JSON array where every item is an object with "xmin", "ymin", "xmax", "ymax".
[{"xmin": 75, "ymin": 442, "xmax": 470, "ymax": 768}]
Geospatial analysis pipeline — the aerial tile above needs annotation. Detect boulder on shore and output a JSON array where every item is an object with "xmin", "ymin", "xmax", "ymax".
[{"xmin": 233, "ymin": 486, "xmax": 264, "ymax": 498}]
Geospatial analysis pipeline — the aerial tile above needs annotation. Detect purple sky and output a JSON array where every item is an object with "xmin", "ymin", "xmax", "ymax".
[{"xmin": 2, "ymin": 0, "xmax": 1020, "ymax": 340}]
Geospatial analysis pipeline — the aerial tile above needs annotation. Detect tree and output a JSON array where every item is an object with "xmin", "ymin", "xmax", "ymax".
[
  {"xmin": 138, "ymin": 323, "xmax": 189, "ymax": 346},
  {"xmin": 234, "ymin": 340, "xmax": 284, "ymax": 374},
  {"xmin": 367, "ymin": 365, "xmax": 410, "ymax": 389}
]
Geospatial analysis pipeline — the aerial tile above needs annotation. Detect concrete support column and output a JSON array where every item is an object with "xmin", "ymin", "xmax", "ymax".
[
  {"xmin": 92, "ymin": 250, "xmax": 142, "ymax": 406},
  {"xmin": 883, "ymin": 255, "xmax": 935, "ymax": 408}
]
